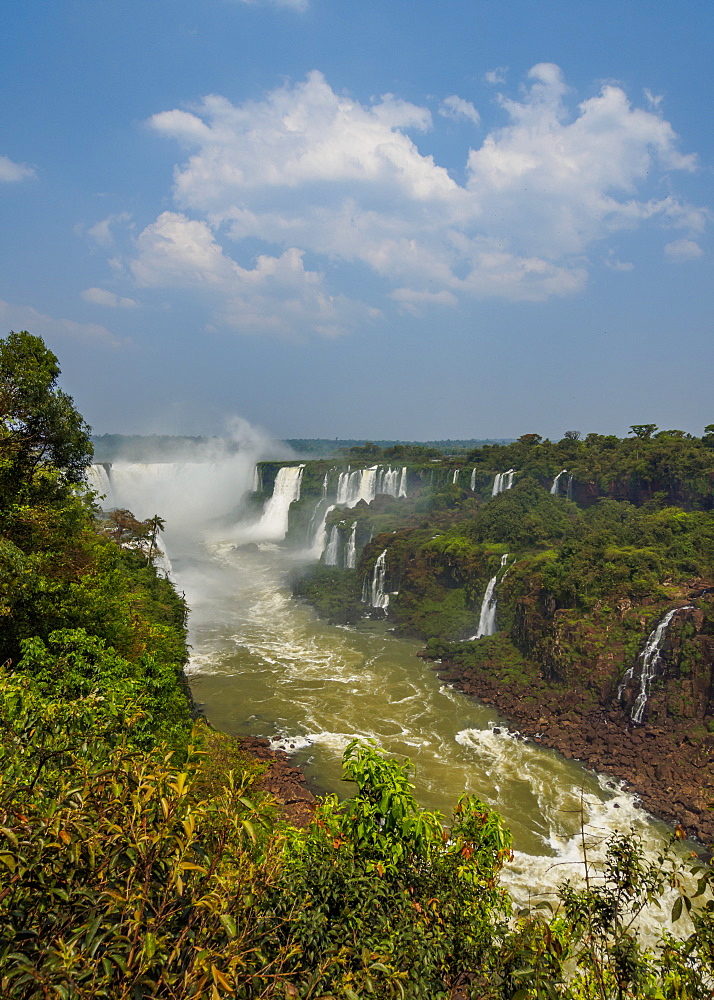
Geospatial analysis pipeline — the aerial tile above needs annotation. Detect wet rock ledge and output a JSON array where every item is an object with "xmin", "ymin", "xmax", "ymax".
[{"xmin": 236, "ymin": 736, "xmax": 316, "ymax": 828}]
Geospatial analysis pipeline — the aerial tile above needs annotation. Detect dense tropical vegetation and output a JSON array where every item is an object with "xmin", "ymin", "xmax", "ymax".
[{"xmin": 1, "ymin": 332, "xmax": 713, "ymax": 997}]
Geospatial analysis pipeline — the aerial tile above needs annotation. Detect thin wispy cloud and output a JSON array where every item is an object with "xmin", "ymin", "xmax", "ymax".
[
  {"xmin": 0, "ymin": 154, "xmax": 36, "ymax": 183},
  {"xmin": 0, "ymin": 300, "xmax": 125, "ymax": 348},
  {"xmin": 232, "ymin": 0, "xmax": 309, "ymax": 10},
  {"xmin": 81, "ymin": 287, "xmax": 138, "ymax": 308}
]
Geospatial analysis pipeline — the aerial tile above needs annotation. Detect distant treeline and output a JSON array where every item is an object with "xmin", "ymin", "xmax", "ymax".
[
  {"xmin": 92, "ymin": 434, "xmax": 514, "ymax": 462},
  {"xmin": 91, "ymin": 433, "xmax": 232, "ymax": 462},
  {"xmin": 286, "ymin": 438, "xmax": 513, "ymax": 456}
]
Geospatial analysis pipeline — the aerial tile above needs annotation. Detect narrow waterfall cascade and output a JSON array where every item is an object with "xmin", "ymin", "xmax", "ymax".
[
  {"xmin": 252, "ymin": 465, "xmax": 262, "ymax": 493},
  {"xmin": 151, "ymin": 534, "xmax": 174, "ymax": 579},
  {"xmin": 619, "ymin": 607, "xmax": 693, "ymax": 724},
  {"xmin": 470, "ymin": 554, "xmax": 510, "ymax": 639},
  {"xmin": 398, "ymin": 466, "xmax": 408, "ymax": 498},
  {"xmin": 566, "ymin": 474, "xmax": 574, "ymax": 500},
  {"xmin": 470, "ymin": 468, "xmax": 477, "ymax": 490},
  {"xmin": 307, "ymin": 473, "xmax": 332, "ymax": 546},
  {"xmin": 362, "ymin": 549, "xmax": 390, "ymax": 609},
  {"xmin": 324, "ymin": 526, "xmax": 340, "ymax": 566},
  {"xmin": 491, "ymin": 470, "xmax": 516, "ymax": 496},
  {"xmin": 452, "ymin": 469, "xmax": 460, "ymax": 484},
  {"xmin": 254, "ymin": 465, "xmax": 305, "ymax": 541},
  {"xmin": 550, "ymin": 469, "xmax": 568, "ymax": 495},
  {"xmin": 345, "ymin": 522, "xmax": 357, "ymax": 569}
]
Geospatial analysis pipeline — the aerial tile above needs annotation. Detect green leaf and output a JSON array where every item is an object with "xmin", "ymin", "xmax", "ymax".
[
  {"xmin": 219, "ymin": 914, "xmax": 237, "ymax": 939},
  {"xmin": 144, "ymin": 932, "xmax": 157, "ymax": 959},
  {"xmin": 241, "ymin": 819, "xmax": 257, "ymax": 844}
]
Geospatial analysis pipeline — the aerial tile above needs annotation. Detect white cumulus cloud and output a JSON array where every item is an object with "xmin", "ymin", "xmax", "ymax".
[
  {"xmin": 80, "ymin": 212, "xmax": 134, "ymax": 249},
  {"xmin": 124, "ymin": 65, "xmax": 705, "ymax": 334},
  {"xmin": 130, "ymin": 211, "xmax": 369, "ymax": 337},
  {"xmin": 0, "ymin": 154, "xmax": 36, "ymax": 183}
]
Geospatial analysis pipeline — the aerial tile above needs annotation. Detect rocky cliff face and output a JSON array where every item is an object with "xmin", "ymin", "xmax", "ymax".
[{"xmin": 433, "ymin": 586, "xmax": 714, "ymax": 841}]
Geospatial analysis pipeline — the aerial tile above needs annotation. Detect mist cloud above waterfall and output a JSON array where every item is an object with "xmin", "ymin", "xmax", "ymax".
[{"xmin": 120, "ymin": 63, "xmax": 707, "ymax": 334}]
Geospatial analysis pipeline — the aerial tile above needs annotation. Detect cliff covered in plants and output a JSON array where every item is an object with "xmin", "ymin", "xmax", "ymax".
[{"xmin": 292, "ymin": 430, "xmax": 714, "ymax": 841}]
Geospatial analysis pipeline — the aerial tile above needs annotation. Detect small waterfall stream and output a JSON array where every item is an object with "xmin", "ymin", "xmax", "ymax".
[
  {"xmin": 345, "ymin": 522, "xmax": 357, "ymax": 569},
  {"xmin": 619, "ymin": 606, "xmax": 693, "ymax": 724},
  {"xmin": 255, "ymin": 465, "xmax": 305, "ymax": 540},
  {"xmin": 470, "ymin": 553, "xmax": 509, "ymax": 639},
  {"xmin": 550, "ymin": 469, "xmax": 568, "ymax": 495},
  {"xmin": 311, "ymin": 465, "xmax": 407, "ymax": 559},
  {"xmin": 362, "ymin": 549, "xmax": 391, "ymax": 609}
]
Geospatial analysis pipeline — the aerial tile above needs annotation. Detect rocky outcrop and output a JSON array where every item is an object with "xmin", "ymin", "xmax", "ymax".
[
  {"xmin": 428, "ymin": 593, "xmax": 714, "ymax": 842},
  {"xmin": 236, "ymin": 736, "xmax": 316, "ymax": 828}
]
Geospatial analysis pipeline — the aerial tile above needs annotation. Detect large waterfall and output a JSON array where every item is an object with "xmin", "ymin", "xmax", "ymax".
[
  {"xmin": 619, "ymin": 607, "xmax": 693, "ymax": 724},
  {"xmin": 470, "ymin": 554, "xmax": 509, "ymax": 639},
  {"xmin": 362, "ymin": 549, "xmax": 390, "ymax": 609},
  {"xmin": 491, "ymin": 470, "xmax": 515, "ymax": 496},
  {"xmin": 253, "ymin": 465, "xmax": 305, "ymax": 541}
]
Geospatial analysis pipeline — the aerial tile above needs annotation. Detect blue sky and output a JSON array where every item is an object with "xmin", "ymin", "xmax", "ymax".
[{"xmin": 1, "ymin": 0, "xmax": 712, "ymax": 441}]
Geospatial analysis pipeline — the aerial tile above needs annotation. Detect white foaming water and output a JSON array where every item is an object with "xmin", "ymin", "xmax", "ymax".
[
  {"xmin": 252, "ymin": 465, "xmax": 304, "ymax": 541},
  {"xmin": 335, "ymin": 465, "xmax": 405, "ymax": 506},
  {"xmin": 311, "ymin": 464, "xmax": 407, "ymax": 559},
  {"xmin": 470, "ymin": 468, "xmax": 477, "ymax": 490}
]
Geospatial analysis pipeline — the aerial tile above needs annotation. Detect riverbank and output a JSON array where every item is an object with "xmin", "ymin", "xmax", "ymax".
[
  {"xmin": 428, "ymin": 654, "xmax": 714, "ymax": 844},
  {"xmin": 235, "ymin": 736, "xmax": 317, "ymax": 827}
]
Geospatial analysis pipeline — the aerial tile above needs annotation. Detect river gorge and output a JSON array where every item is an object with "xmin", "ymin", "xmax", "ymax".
[{"xmin": 88, "ymin": 445, "xmax": 703, "ymax": 941}]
